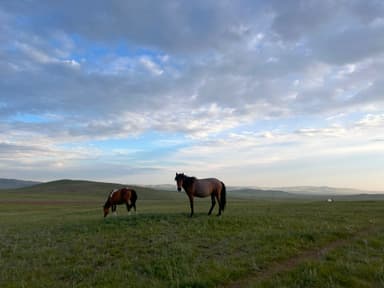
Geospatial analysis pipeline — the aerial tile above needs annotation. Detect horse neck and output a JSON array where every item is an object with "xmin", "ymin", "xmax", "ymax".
[
  {"xmin": 103, "ymin": 198, "xmax": 111, "ymax": 209},
  {"xmin": 182, "ymin": 176, "xmax": 196, "ymax": 191}
]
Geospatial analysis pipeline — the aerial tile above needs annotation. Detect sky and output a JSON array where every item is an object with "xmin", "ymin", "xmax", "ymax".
[{"xmin": 1, "ymin": 1, "xmax": 384, "ymax": 191}]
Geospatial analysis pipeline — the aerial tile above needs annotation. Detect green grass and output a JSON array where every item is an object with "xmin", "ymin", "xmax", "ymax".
[
  {"xmin": 0, "ymin": 182, "xmax": 383, "ymax": 287},
  {"xmin": 255, "ymin": 228, "xmax": 384, "ymax": 288}
]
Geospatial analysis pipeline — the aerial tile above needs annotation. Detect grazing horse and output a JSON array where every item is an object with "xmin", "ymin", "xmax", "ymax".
[
  {"xmin": 175, "ymin": 173, "xmax": 226, "ymax": 217},
  {"xmin": 103, "ymin": 187, "xmax": 137, "ymax": 217}
]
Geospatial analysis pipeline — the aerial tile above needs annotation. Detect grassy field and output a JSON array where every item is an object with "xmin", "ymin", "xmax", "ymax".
[{"xmin": 0, "ymin": 181, "xmax": 383, "ymax": 287}]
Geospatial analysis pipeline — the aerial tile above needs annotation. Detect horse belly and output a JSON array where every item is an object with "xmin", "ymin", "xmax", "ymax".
[{"xmin": 194, "ymin": 179, "xmax": 219, "ymax": 197}]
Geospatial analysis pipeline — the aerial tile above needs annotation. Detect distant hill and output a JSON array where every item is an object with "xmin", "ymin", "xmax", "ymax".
[
  {"xmin": 146, "ymin": 184, "xmax": 295, "ymax": 198},
  {"xmin": 145, "ymin": 184, "xmax": 176, "ymax": 191},
  {"xmin": 0, "ymin": 179, "xmax": 185, "ymax": 201},
  {"xmin": 228, "ymin": 188, "xmax": 295, "ymax": 199},
  {"xmin": 272, "ymin": 186, "xmax": 384, "ymax": 195},
  {"xmin": 144, "ymin": 184, "xmax": 384, "ymax": 200},
  {"xmin": 0, "ymin": 178, "xmax": 41, "ymax": 189},
  {"xmin": 1, "ymin": 179, "xmax": 383, "ymax": 202},
  {"xmin": 228, "ymin": 187, "xmax": 384, "ymax": 201}
]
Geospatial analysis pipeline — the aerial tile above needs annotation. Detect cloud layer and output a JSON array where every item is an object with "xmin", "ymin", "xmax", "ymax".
[{"xmin": 1, "ymin": 1, "xmax": 384, "ymax": 190}]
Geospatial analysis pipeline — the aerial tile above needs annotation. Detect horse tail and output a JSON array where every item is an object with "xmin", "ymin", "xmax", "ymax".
[
  {"xmin": 130, "ymin": 189, "xmax": 138, "ymax": 211},
  {"xmin": 220, "ymin": 182, "xmax": 226, "ymax": 211},
  {"xmin": 131, "ymin": 189, "xmax": 138, "ymax": 203}
]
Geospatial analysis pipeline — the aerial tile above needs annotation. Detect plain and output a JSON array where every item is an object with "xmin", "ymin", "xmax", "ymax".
[{"xmin": 0, "ymin": 180, "xmax": 383, "ymax": 288}]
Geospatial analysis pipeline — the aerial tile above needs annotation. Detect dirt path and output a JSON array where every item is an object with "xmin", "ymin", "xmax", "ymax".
[{"xmin": 224, "ymin": 225, "xmax": 376, "ymax": 288}]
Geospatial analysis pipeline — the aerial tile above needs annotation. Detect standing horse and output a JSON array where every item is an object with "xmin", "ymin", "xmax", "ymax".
[
  {"xmin": 103, "ymin": 187, "xmax": 137, "ymax": 217},
  {"xmin": 175, "ymin": 173, "xmax": 226, "ymax": 217}
]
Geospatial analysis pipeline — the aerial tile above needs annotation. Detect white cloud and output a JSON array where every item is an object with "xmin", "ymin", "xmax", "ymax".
[
  {"xmin": 355, "ymin": 113, "xmax": 384, "ymax": 127},
  {"xmin": 140, "ymin": 56, "xmax": 164, "ymax": 75}
]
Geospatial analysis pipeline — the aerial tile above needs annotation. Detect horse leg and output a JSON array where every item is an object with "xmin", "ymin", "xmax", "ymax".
[
  {"xmin": 208, "ymin": 194, "xmax": 216, "ymax": 215},
  {"xmin": 126, "ymin": 202, "xmax": 131, "ymax": 214},
  {"xmin": 132, "ymin": 201, "xmax": 136, "ymax": 212},
  {"xmin": 112, "ymin": 205, "xmax": 117, "ymax": 216},
  {"xmin": 216, "ymin": 194, "xmax": 222, "ymax": 216},
  {"xmin": 188, "ymin": 195, "xmax": 194, "ymax": 217}
]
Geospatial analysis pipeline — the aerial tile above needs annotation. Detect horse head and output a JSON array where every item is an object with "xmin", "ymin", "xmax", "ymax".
[
  {"xmin": 103, "ymin": 200, "xmax": 111, "ymax": 217},
  {"xmin": 175, "ymin": 173, "xmax": 185, "ymax": 192}
]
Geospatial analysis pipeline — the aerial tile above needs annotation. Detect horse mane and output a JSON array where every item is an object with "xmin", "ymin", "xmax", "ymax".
[
  {"xmin": 103, "ymin": 198, "xmax": 110, "ymax": 209},
  {"xmin": 104, "ymin": 188, "xmax": 116, "ymax": 208},
  {"xmin": 183, "ymin": 175, "xmax": 196, "ymax": 187}
]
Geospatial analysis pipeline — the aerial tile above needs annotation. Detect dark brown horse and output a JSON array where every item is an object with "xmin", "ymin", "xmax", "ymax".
[
  {"xmin": 175, "ymin": 173, "xmax": 226, "ymax": 217},
  {"xmin": 103, "ymin": 187, "xmax": 137, "ymax": 217}
]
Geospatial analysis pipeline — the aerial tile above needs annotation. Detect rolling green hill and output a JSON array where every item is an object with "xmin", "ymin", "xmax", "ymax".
[
  {"xmin": 1, "ymin": 179, "xmax": 383, "ymax": 203},
  {"xmin": 0, "ymin": 179, "xmax": 185, "ymax": 202},
  {"xmin": 0, "ymin": 178, "xmax": 41, "ymax": 189}
]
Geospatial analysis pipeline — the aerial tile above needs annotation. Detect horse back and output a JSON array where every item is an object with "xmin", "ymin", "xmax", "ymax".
[{"xmin": 110, "ymin": 187, "xmax": 134, "ymax": 204}]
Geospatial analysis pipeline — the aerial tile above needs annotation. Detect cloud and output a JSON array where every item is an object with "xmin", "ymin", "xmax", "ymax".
[
  {"xmin": 355, "ymin": 113, "xmax": 384, "ymax": 127},
  {"xmin": 168, "ymin": 112, "xmax": 384, "ymax": 174},
  {"xmin": 1, "ymin": 1, "xmax": 234, "ymax": 53},
  {"xmin": 1, "ymin": 1, "xmax": 384, "ymax": 189},
  {"xmin": 2, "ymin": 1, "xmax": 384, "ymax": 119},
  {"xmin": 139, "ymin": 56, "xmax": 164, "ymax": 75}
]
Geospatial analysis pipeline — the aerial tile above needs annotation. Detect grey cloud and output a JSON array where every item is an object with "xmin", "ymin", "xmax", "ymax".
[
  {"xmin": 0, "ymin": 142, "xmax": 47, "ymax": 156},
  {"xmin": 1, "ymin": 1, "xmax": 259, "ymax": 54},
  {"xmin": 270, "ymin": 0, "xmax": 339, "ymax": 41},
  {"xmin": 269, "ymin": 0, "xmax": 384, "ymax": 65},
  {"xmin": 352, "ymin": 79, "xmax": 384, "ymax": 107},
  {"xmin": 1, "ymin": 0, "xmax": 384, "ymax": 141},
  {"xmin": 269, "ymin": 0, "xmax": 384, "ymax": 39},
  {"xmin": 1, "ymin": 60, "xmax": 170, "ymax": 115},
  {"xmin": 349, "ymin": 0, "xmax": 384, "ymax": 23},
  {"xmin": 313, "ymin": 25, "xmax": 384, "ymax": 65}
]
